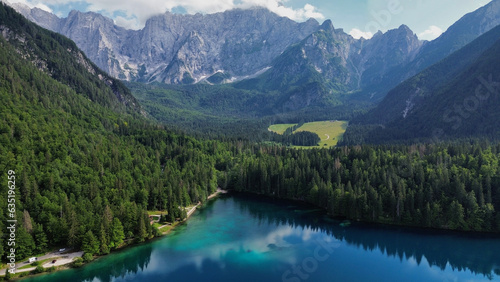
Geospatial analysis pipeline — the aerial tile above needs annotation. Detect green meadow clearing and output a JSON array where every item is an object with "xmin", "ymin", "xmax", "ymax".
[
  {"xmin": 268, "ymin": 120, "xmax": 348, "ymax": 148},
  {"xmin": 267, "ymin": 123, "xmax": 298, "ymax": 135}
]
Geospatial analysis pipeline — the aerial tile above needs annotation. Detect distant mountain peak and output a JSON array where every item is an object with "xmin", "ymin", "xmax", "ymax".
[
  {"xmin": 320, "ymin": 19, "xmax": 334, "ymax": 30},
  {"xmin": 67, "ymin": 9, "xmax": 115, "ymax": 24},
  {"xmin": 397, "ymin": 24, "xmax": 413, "ymax": 33},
  {"xmin": 305, "ymin": 18, "xmax": 320, "ymax": 25},
  {"xmin": 0, "ymin": 2, "xmax": 140, "ymax": 112},
  {"xmin": 11, "ymin": 5, "xmax": 321, "ymax": 83},
  {"xmin": 9, "ymin": 0, "xmax": 500, "ymax": 111}
]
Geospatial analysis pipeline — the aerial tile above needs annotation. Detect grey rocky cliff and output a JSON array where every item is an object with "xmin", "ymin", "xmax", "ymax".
[
  {"xmin": 8, "ymin": 3, "xmax": 423, "ymax": 93},
  {"xmin": 259, "ymin": 21, "xmax": 422, "ymax": 97},
  {"xmin": 356, "ymin": 25, "xmax": 422, "ymax": 88},
  {"xmin": 382, "ymin": 0, "xmax": 500, "ymax": 88},
  {"xmin": 12, "ymin": 5, "xmax": 320, "ymax": 84},
  {"xmin": 10, "ymin": 1, "xmax": 499, "ymax": 103}
]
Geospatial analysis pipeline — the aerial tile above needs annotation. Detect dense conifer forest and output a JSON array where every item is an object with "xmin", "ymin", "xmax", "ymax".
[
  {"xmin": 0, "ymin": 2, "xmax": 499, "ymax": 267},
  {"xmin": 0, "ymin": 2, "xmax": 221, "ymax": 260},
  {"xmin": 225, "ymin": 142, "xmax": 500, "ymax": 232}
]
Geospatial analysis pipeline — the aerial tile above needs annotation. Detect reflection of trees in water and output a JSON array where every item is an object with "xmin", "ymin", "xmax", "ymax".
[
  {"xmin": 43, "ymin": 195, "xmax": 499, "ymax": 281},
  {"xmin": 78, "ymin": 243, "xmax": 154, "ymax": 282},
  {"xmin": 232, "ymin": 193, "xmax": 500, "ymax": 278}
]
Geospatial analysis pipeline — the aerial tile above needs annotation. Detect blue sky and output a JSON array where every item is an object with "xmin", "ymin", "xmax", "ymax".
[{"xmin": 6, "ymin": 0, "xmax": 493, "ymax": 40}]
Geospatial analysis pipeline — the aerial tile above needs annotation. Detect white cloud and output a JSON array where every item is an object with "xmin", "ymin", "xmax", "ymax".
[
  {"xmin": 234, "ymin": 1, "xmax": 324, "ymax": 22},
  {"xmin": 114, "ymin": 16, "xmax": 142, "ymax": 30},
  {"xmin": 349, "ymin": 28, "xmax": 373, "ymax": 39},
  {"xmin": 33, "ymin": 2, "xmax": 52, "ymax": 12},
  {"xmin": 10, "ymin": 0, "xmax": 324, "ymax": 30},
  {"xmin": 418, "ymin": 25, "xmax": 443, "ymax": 40},
  {"xmin": 303, "ymin": 3, "xmax": 324, "ymax": 19},
  {"xmin": 6, "ymin": 0, "xmax": 53, "ymax": 13}
]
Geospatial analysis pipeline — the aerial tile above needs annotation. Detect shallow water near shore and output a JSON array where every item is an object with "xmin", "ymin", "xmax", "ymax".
[{"xmin": 23, "ymin": 194, "xmax": 500, "ymax": 282}]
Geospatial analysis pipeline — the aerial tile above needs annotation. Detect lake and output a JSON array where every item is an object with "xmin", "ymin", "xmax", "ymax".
[{"xmin": 24, "ymin": 193, "xmax": 500, "ymax": 281}]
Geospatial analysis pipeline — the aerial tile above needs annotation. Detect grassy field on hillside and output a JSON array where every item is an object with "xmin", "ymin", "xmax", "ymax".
[
  {"xmin": 268, "ymin": 121, "xmax": 348, "ymax": 148},
  {"xmin": 268, "ymin": 123, "xmax": 297, "ymax": 134}
]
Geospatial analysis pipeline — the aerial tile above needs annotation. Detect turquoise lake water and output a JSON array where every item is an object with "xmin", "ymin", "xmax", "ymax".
[{"xmin": 24, "ymin": 193, "xmax": 500, "ymax": 281}]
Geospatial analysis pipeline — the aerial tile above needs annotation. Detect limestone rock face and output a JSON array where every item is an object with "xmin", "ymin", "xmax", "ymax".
[
  {"xmin": 13, "ymin": 5, "xmax": 320, "ymax": 84},
  {"xmin": 12, "ymin": 0, "xmax": 500, "ymax": 98},
  {"xmin": 256, "ymin": 21, "xmax": 422, "ymax": 99}
]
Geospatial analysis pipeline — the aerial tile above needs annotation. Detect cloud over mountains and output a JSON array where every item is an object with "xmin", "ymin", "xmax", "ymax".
[{"xmin": 7, "ymin": 0, "xmax": 325, "ymax": 29}]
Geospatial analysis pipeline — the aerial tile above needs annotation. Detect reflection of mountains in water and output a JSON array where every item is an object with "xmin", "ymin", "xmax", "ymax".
[{"xmin": 230, "ymin": 193, "xmax": 500, "ymax": 278}]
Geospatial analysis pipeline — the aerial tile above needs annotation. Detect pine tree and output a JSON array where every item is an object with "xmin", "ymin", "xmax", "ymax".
[
  {"xmin": 136, "ymin": 213, "xmax": 147, "ymax": 243},
  {"xmin": 448, "ymin": 201, "xmax": 466, "ymax": 230},
  {"xmin": 110, "ymin": 218, "xmax": 125, "ymax": 249},
  {"xmin": 22, "ymin": 210, "xmax": 33, "ymax": 233},
  {"xmin": 99, "ymin": 223, "xmax": 110, "ymax": 255},
  {"xmin": 81, "ymin": 230, "xmax": 99, "ymax": 255},
  {"xmin": 5, "ymin": 268, "xmax": 12, "ymax": 280},
  {"xmin": 33, "ymin": 224, "xmax": 48, "ymax": 254},
  {"xmin": 16, "ymin": 227, "xmax": 35, "ymax": 259}
]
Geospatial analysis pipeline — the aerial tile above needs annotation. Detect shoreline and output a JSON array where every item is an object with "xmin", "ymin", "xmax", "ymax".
[
  {"xmin": 156, "ymin": 188, "xmax": 228, "ymax": 234},
  {"xmin": 0, "ymin": 250, "xmax": 84, "ymax": 277},
  {"xmin": 232, "ymin": 190, "xmax": 500, "ymax": 236},
  {"xmin": 188, "ymin": 188, "xmax": 228, "ymax": 218},
  {"xmin": 6, "ymin": 190, "xmax": 497, "ymax": 280},
  {"xmin": 3, "ymin": 189, "xmax": 228, "ymax": 280}
]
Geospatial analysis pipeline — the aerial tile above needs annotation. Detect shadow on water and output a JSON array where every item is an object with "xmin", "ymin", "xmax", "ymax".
[
  {"xmin": 23, "ymin": 242, "xmax": 154, "ymax": 282},
  {"xmin": 24, "ymin": 193, "xmax": 500, "ymax": 281},
  {"xmin": 229, "ymin": 193, "xmax": 500, "ymax": 278}
]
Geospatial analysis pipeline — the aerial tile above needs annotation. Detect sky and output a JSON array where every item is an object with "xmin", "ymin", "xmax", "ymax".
[{"xmin": 5, "ymin": 0, "xmax": 493, "ymax": 41}]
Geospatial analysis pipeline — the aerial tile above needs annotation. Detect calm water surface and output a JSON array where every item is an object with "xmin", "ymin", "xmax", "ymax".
[{"xmin": 24, "ymin": 194, "xmax": 500, "ymax": 281}]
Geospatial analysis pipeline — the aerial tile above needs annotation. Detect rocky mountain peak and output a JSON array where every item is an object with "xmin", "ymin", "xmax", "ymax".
[
  {"xmin": 65, "ymin": 10, "xmax": 118, "ymax": 30},
  {"xmin": 319, "ymin": 19, "xmax": 334, "ymax": 31},
  {"xmin": 13, "ymin": 6, "xmax": 320, "ymax": 83},
  {"xmin": 9, "ymin": 0, "xmax": 497, "ymax": 107},
  {"xmin": 397, "ymin": 24, "xmax": 412, "ymax": 33},
  {"xmin": 354, "ymin": 25, "xmax": 423, "ymax": 92}
]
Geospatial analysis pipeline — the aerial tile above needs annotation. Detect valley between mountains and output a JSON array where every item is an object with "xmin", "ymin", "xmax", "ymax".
[{"xmin": 1, "ymin": 1, "xmax": 500, "ymax": 280}]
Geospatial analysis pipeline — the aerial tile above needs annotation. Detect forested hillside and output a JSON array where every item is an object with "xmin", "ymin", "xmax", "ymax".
[
  {"xmin": 1, "ymin": 2, "xmax": 499, "ymax": 270},
  {"xmin": 343, "ymin": 24, "xmax": 500, "ymax": 144},
  {"xmin": 0, "ymin": 4, "xmax": 139, "ymax": 114},
  {"xmin": 126, "ymin": 81, "xmax": 364, "ymax": 139},
  {"xmin": 0, "ymin": 2, "xmax": 223, "ymax": 260},
  {"xmin": 227, "ymin": 142, "xmax": 500, "ymax": 232}
]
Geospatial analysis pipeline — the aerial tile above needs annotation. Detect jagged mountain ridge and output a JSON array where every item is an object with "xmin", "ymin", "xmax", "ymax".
[
  {"xmin": 372, "ymin": 0, "xmax": 500, "ymax": 100},
  {"xmin": 235, "ymin": 20, "xmax": 423, "ymax": 105},
  {"xmin": 255, "ymin": 0, "xmax": 500, "ymax": 102},
  {"xmin": 13, "ymin": 3, "xmax": 424, "ymax": 93},
  {"xmin": 342, "ymin": 24, "xmax": 500, "ymax": 144},
  {"xmin": 12, "ymin": 4, "xmax": 320, "ymax": 84},
  {"xmin": 0, "ymin": 2, "xmax": 140, "ymax": 114},
  {"xmin": 412, "ymin": 0, "xmax": 500, "ymax": 74},
  {"xmin": 9, "ymin": 1, "xmax": 500, "ymax": 104}
]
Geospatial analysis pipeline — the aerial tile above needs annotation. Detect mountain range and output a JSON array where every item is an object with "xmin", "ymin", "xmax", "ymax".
[
  {"xmin": 0, "ymin": 2, "xmax": 140, "ymax": 114},
  {"xmin": 343, "ymin": 23, "xmax": 500, "ymax": 144},
  {"xmin": 1, "ymin": 2, "xmax": 500, "ymax": 273},
  {"xmin": 6, "ymin": 0, "xmax": 500, "ymax": 143},
  {"xmin": 12, "ymin": 5, "xmax": 320, "ymax": 84},
  {"xmin": 0, "ymin": 1, "xmax": 231, "ymax": 258},
  {"xmin": 10, "ymin": 1, "xmax": 500, "ymax": 102}
]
